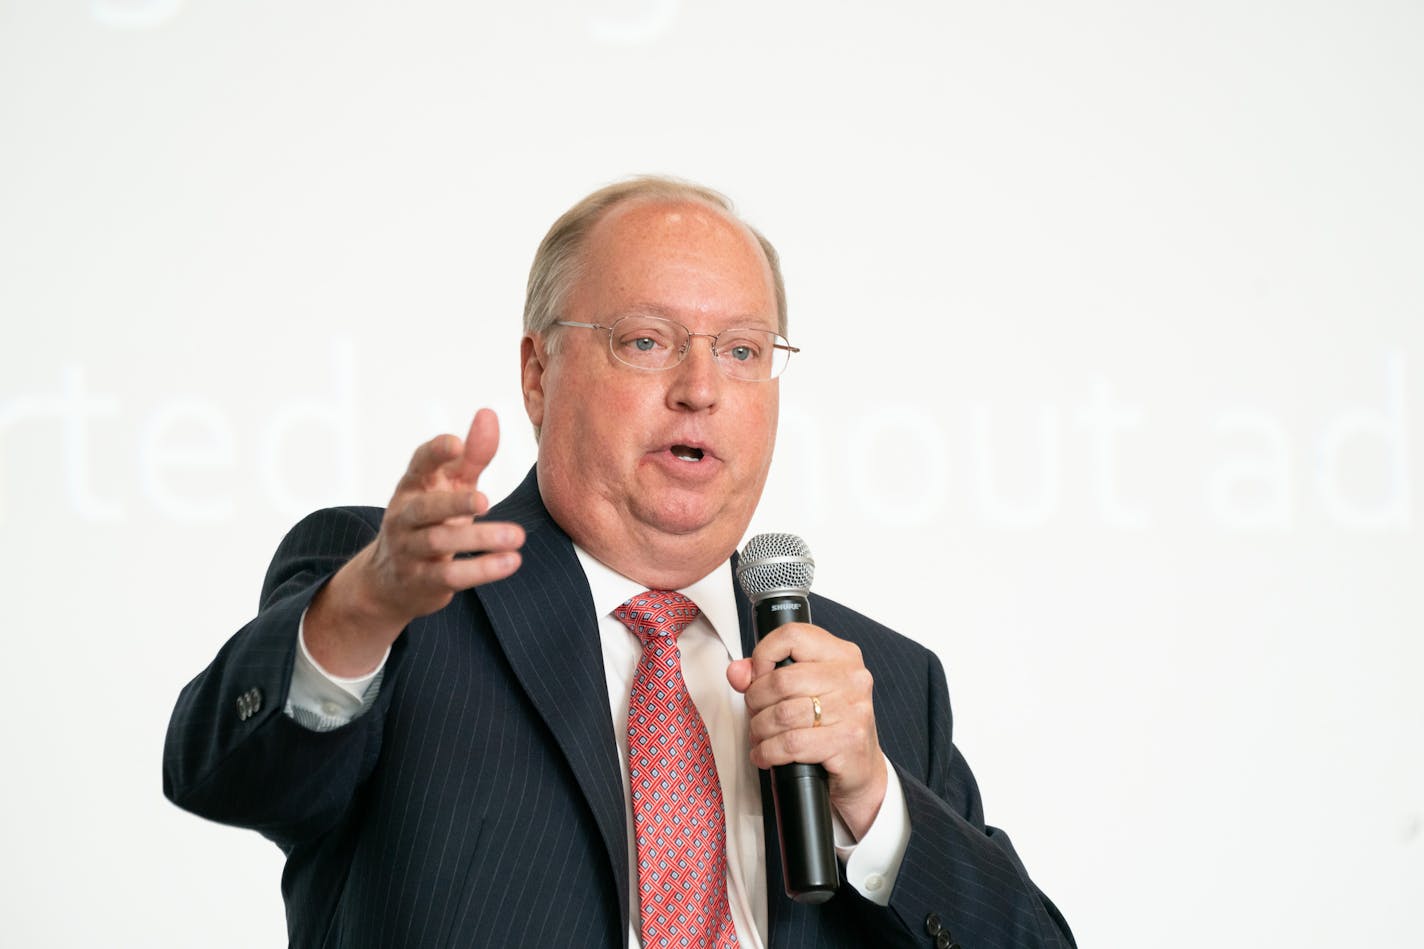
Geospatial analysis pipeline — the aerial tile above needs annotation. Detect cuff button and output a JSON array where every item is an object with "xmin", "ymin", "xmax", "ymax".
[{"xmin": 235, "ymin": 687, "xmax": 263, "ymax": 721}]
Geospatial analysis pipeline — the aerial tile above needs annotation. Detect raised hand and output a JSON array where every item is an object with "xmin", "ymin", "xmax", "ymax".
[{"xmin": 304, "ymin": 409, "xmax": 525, "ymax": 676}]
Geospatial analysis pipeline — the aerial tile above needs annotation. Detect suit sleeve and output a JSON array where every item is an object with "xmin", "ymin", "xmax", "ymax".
[
  {"xmin": 872, "ymin": 651, "xmax": 1077, "ymax": 949},
  {"xmin": 161, "ymin": 506, "xmax": 395, "ymax": 853}
]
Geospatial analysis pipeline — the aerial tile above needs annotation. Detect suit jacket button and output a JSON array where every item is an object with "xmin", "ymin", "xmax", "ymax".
[
  {"xmin": 925, "ymin": 913, "xmax": 943, "ymax": 935},
  {"xmin": 934, "ymin": 934, "xmax": 953, "ymax": 949}
]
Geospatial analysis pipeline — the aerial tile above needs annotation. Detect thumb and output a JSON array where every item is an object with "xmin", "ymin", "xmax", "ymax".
[
  {"xmin": 725, "ymin": 658, "xmax": 754, "ymax": 694},
  {"xmin": 450, "ymin": 408, "xmax": 500, "ymax": 482}
]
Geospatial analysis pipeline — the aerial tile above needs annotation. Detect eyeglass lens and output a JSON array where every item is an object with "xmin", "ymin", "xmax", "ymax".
[{"xmin": 606, "ymin": 316, "xmax": 790, "ymax": 380}]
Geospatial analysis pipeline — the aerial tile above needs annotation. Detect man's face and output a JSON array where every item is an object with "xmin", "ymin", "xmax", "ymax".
[{"xmin": 522, "ymin": 198, "xmax": 780, "ymax": 587}]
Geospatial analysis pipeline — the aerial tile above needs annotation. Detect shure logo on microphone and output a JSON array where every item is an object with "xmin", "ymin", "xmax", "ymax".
[{"xmin": 771, "ymin": 602, "xmax": 800, "ymax": 611}]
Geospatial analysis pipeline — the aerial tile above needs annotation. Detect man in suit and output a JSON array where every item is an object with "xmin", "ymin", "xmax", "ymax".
[{"xmin": 164, "ymin": 177, "xmax": 1076, "ymax": 948}]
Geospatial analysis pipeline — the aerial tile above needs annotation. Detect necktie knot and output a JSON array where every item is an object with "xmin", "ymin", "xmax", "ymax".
[{"xmin": 613, "ymin": 590, "xmax": 700, "ymax": 645}]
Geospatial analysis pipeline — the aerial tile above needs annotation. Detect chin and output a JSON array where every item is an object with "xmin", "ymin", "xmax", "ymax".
[
  {"xmin": 645, "ymin": 507, "xmax": 716, "ymax": 537},
  {"xmin": 635, "ymin": 491, "xmax": 725, "ymax": 537}
]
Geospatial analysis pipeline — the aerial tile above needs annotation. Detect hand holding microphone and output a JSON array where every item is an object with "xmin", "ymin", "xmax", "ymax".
[{"xmin": 729, "ymin": 534, "xmax": 889, "ymax": 903}]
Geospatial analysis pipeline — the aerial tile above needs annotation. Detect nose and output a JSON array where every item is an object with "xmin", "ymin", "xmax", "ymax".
[{"xmin": 667, "ymin": 333, "xmax": 722, "ymax": 411}]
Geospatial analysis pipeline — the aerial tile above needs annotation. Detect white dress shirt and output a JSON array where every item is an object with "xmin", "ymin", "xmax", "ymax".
[{"xmin": 286, "ymin": 547, "xmax": 911, "ymax": 948}]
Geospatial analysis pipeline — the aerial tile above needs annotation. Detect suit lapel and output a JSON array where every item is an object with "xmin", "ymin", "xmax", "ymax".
[{"xmin": 474, "ymin": 468, "xmax": 630, "ymax": 936}]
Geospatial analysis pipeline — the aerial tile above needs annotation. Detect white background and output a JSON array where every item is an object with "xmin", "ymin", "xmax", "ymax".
[{"xmin": 2, "ymin": 1, "xmax": 1420, "ymax": 946}]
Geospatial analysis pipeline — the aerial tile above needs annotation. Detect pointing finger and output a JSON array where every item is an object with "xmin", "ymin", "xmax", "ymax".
[{"xmin": 400, "ymin": 434, "xmax": 464, "ymax": 491}]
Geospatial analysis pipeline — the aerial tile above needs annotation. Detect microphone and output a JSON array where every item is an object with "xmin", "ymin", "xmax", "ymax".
[{"xmin": 736, "ymin": 533, "xmax": 840, "ymax": 904}]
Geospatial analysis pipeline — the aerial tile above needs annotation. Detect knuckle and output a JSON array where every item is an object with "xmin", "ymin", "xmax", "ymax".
[
  {"xmin": 852, "ymin": 666, "xmax": 874, "ymax": 693},
  {"xmin": 407, "ymin": 521, "xmax": 432, "ymax": 550},
  {"xmin": 429, "ymin": 434, "xmax": 457, "ymax": 460},
  {"xmin": 380, "ymin": 553, "xmax": 407, "ymax": 583},
  {"xmin": 435, "ymin": 560, "xmax": 464, "ymax": 589},
  {"xmin": 397, "ymin": 494, "xmax": 427, "ymax": 525},
  {"xmin": 771, "ymin": 667, "xmax": 802, "ymax": 698},
  {"xmin": 748, "ymin": 715, "xmax": 772, "ymax": 742},
  {"xmin": 419, "ymin": 525, "xmax": 448, "ymax": 557},
  {"xmin": 387, "ymin": 527, "xmax": 420, "ymax": 559}
]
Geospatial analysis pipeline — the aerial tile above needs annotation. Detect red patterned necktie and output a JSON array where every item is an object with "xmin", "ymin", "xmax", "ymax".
[{"xmin": 613, "ymin": 591, "xmax": 739, "ymax": 949}]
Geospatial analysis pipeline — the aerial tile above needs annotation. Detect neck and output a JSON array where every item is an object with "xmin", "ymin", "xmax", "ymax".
[
  {"xmin": 569, "ymin": 522, "xmax": 733, "ymax": 591},
  {"xmin": 538, "ymin": 484, "xmax": 738, "ymax": 592}
]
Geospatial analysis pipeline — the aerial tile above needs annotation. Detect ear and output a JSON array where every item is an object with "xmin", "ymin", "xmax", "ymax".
[{"xmin": 521, "ymin": 334, "xmax": 548, "ymax": 431}]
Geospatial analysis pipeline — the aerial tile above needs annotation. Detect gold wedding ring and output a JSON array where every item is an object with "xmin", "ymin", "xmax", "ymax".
[{"xmin": 810, "ymin": 695, "xmax": 823, "ymax": 727}]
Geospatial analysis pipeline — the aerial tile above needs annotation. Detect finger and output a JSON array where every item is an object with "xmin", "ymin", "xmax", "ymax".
[
  {"xmin": 402, "ymin": 519, "xmax": 525, "ymax": 560},
  {"xmin": 748, "ymin": 724, "xmax": 837, "ymax": 770},
  {"xmin": 392, "ymin": 490, "xmax": 483, "ymax": 530},
  {"xmin": 446, "ymin": 408, "xmax": 500, "ymax": 483},
  {"xmin": 747, "ymin": 693, "xmax": 826, "ymax": 742},
  {"xmin": 431, "ymin": 549, "xmax": 523, "ymax": 590},
  {"xmin": 741, "ymin": 660, "xmax": 829, "ymax": 712},
  {"xmin": 399, "ymin": 434, "xmax": 465, "ymax": 492},
  {"xmin": 748, "ymin": 652, "xmax": 779, "ymax": 680},
  {"xmin": 749, "ymin": 622, "xmax": 842, "ymax": 667},
  {"xmin": 750, "ymin": 712, "xmax": 879, "ymax": 773}
]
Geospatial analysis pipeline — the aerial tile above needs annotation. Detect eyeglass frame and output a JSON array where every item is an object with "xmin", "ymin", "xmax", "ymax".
[{"xmin": 553, "ymin": 315, "xmax": 800, "ymax": 382}]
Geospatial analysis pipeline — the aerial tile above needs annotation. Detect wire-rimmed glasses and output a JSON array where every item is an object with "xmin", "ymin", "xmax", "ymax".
[{"xmin": 554, "ymin": 315, "xmax": 799, "ymax": 382}]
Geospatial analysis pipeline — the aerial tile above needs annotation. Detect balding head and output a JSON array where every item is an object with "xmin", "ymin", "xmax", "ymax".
[{"xmin": 523, "ymin": 176, "xmax": 787, "ymax": 350}]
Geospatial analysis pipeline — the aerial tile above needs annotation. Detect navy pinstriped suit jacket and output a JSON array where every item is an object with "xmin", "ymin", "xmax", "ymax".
[{"xmin": 164, "ymin": 468, "xmax": 1075, "ymax": 948}]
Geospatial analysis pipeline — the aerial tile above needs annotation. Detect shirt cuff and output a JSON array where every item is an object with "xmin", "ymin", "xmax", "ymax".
[
  {"xmin": 832, "ymin": 754, "xmax": 910, "ymax": 906},
  {"xmin": 283, "ymin": 607, "xmax": 389, "ymax": 732}
]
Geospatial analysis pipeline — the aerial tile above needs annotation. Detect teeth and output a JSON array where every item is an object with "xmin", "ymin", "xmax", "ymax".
[{"xmin": 671, "ymin": 445, "xmax": 704, "ymax": 462}]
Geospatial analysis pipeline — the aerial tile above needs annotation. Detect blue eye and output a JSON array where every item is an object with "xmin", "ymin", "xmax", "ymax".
[
  {"xmin": 728, "ymin": 345, "xmax": 753, "ymax": 362},
  {"xmin": 633, "ymin": 337, "xmax": 656, "ymax": 352}
]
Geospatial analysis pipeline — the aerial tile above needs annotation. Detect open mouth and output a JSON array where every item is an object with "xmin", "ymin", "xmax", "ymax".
[{"xmin": 670, "ymin": 444, "xmax": 705, "ymax": 462}]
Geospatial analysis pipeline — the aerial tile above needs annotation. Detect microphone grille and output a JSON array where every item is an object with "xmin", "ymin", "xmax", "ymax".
[{"xmin": 737, "ymin": 532, "xmax": 815, "ymax": 601}]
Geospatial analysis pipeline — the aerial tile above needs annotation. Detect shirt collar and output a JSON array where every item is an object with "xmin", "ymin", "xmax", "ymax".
[{"xmin": 572, "ymin": 543, "xmax": 745, "ymax": 661}]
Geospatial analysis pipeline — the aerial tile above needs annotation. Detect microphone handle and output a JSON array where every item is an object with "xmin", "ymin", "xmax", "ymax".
[{"xmin": 753, "ymin": 593, "xmax": 840, "ymax": 904}]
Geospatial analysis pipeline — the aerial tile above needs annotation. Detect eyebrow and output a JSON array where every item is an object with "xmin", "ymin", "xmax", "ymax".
[{"xmin": 604, "ymin": 304, "xmax": 778, "ymax": 331}]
